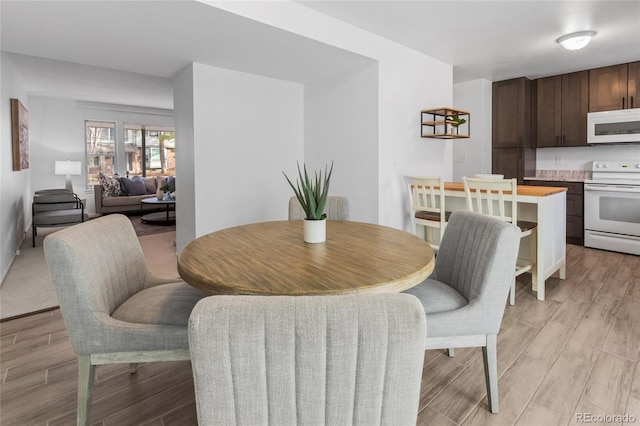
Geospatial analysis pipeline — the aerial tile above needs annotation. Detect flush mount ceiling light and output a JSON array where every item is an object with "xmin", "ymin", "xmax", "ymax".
[{"xmin": 556, "ymin": 31, "xmax": 597, "ymax": 51}]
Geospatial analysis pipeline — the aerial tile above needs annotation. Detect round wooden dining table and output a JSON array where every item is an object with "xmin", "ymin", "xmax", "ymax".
[{"xmin": 177, "ymin": 220, "xmax": 435, "ymax": 295}]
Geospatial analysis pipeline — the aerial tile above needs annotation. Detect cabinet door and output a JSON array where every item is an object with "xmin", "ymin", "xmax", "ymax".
[
  {"xmin": 628, "ymin": 61, "xmax": 640, "ymax": 109},
  {"xmin": 561, "ymin": 71, "xmax": 589, "ymax": 146},
  {"xmin": 493, "ymin": 78, "xmax": 530, "ymax": 148},
  {"xmin": 492, "ymin": 148, "xmax": 522, "ymax": 183},
  {"xmin": 566, "ymin": 215, "xmax": 584, "ymax": 246},
  {"xmin": 535, "ymin": 76, "xmax": 562, "ymax": 147},
  {"xmin": 589, "ymin": 64, "xmax": 628, "ymax": 112}
]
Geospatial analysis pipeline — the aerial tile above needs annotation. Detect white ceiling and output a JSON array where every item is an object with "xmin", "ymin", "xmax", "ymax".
[
  {"xmin": 298, "ymin": 0, "xmax": 640, "ymax": 83},
  {"xmin": 0, "ymin": 0, "xmax": 373, "ymax": 108},
  {"xmin": 2, "ymin": 1, "xmax": 639, "ymax": 108}
]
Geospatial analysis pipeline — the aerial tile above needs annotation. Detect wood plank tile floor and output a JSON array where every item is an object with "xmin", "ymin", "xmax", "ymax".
[{"xmin": 1, "ymin": 244, "xmax": 638, "ymax": 425}]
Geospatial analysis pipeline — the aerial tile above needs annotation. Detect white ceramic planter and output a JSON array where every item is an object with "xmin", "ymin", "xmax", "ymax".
[{"xmin": 303, "ymin": 218, "xmax": 326, "ymax": 243}]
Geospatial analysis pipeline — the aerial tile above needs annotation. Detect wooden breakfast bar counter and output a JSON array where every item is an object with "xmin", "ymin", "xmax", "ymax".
[{"xmin": 441, "ymin": 182, "xmax": 568, "ymax": 301}]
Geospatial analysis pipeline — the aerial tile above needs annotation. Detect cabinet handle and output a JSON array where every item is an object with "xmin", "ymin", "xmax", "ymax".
[
  {"xmin": 622, "ymin": 97, "xmax": 626, "ymax": 109},
  {"xmin": 632, "ymin": 96, "xmax": 635, "ymax": 109},
  {"xmin": 555, "ymin": 136, "xmax": 559, "ymax": 145}
]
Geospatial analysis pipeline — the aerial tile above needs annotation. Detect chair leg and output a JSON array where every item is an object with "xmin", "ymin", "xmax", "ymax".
[
  {"xmin": 32, "ymin": 224, "xmax": 36, "ymax": 247},
  {"xmin": 482, "ymin": 334, "xmax": 499, "ymax": 413},
  {"xmin": 77, "ymin": 355, "xmax": 95, "ymax": 426}
]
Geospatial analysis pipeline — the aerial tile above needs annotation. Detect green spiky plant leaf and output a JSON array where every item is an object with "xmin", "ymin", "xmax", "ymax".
[
  {"xmin": 283, "ymin": 161, "xmax": 333, "ymax": 220},
  {"xmin": 448, "ymin": 113, "xmax": 467, "ymax": 128}
]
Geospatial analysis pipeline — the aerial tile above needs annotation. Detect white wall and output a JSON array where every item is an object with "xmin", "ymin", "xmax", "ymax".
[
  {"xmin": 173, "ymin": 65, "xmax": 196, "ymax": 253},
  {"xmin": 1, "ymin": 52, "xmax": 31, "ymax": 284},
  {"xmin": 536, "ymin": 144, "xmax": 640, "ymax": 171},
  {"xmin": 452, "ymin": 79, "xmax": 493, "ymax": 181},
  {"xmin": 379, "ymin": 50, "xmax": 452, "ymax": 230},
  {"xmin": 174, "ymin": 63, "xmax": 303, "ymax": 251},
  {"xmin": 209, "ymin": 1, "xmax": 453, "ymax": 232},
  {"xmin": 304, "ymin": 63, "xmax": 379, "ymax": 224}
]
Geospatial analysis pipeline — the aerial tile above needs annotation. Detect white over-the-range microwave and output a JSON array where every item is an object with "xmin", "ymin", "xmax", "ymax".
[{"xmin": 587, "ymin": 108, "xmax": 640, "ymax": 144}]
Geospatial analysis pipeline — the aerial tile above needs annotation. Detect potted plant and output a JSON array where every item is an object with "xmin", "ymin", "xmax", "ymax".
[
  {"xmin": 447, "ymin": 113, "xmax": 467, "ymax": 135},
  {"xmin": 159, "ymin": 183, "xmax": 175, "ymax": 201},
  {"xmin": 283, "ymin": 161, "xmax": 333, "ymax": 243}
]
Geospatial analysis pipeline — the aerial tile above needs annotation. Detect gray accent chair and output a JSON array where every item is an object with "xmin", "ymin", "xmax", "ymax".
[
  {"xmin": 32, "ymin": 189, "xmax": 87, "ymax": 247},
  {"xmin": 403, "ymin": 210, "xmax": 521, "ymax": 413},
  {"xmin": 288, "ymin": 195, "xmax": 350, "ymax": 220},
  {"xmin": 188, "ymin": 294, "xmax": 426, "ymax": 425},
  {"xmin": 43, "ymin": 214, "xmax": 207, "ymax": 426}
]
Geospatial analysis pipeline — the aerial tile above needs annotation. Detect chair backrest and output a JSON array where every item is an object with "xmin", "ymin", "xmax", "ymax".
[
  {"xmin": 404, "ymin": 175, "xmax": 445, "ymax": 220},
  {"xmin": 43, "ymin": 214, "xmax": 151, "ymax": 354},
  {"xmin": 433, "ymin": 210, "xmax": 521, "ymax": 334},
  {"xmin": 189, "ymin": 294, "xmax": 426, "ymax": 425},
  {"xmin": 288, "ymin": 195, "xmax": 350, "ymax": 221},
  {"xmin": 35, "ymin": 189, "xmax": 73, "ymax": 195},
  {"xmin": 33, "ymin": 191, "xmax": 78, "ymax": 213},
  {"xmin": 463, "ymin": 177, "xmax": 518, "ymax": 224}
]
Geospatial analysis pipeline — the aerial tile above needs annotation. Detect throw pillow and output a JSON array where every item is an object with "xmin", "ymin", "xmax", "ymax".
[
  {"xmin": 119, "ymin": 177, "xmax": 148, "ymax": 196},
  {"xmin": 98, "ymin": 172, "xmax": 121, "ymax": 197},
  {"xmin": 115, "ymin": 176, "xmax": 128, "ymax": 196},
  {"xmin": 142, "ymin": 177, "xmax": 157, "ymax": 194}
]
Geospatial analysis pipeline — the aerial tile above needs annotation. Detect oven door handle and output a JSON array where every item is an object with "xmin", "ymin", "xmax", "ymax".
[{"xmin": 584, "ymin": 184, "xmax": 640, "ymax": 193}]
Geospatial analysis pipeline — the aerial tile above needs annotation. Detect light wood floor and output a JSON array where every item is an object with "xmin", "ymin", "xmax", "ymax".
[{"xmin": 1, "ymin": 244, "xmax": 638, "ymax": 425}]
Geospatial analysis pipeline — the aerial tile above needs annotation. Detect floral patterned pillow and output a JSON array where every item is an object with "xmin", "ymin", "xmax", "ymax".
[{"xmin": 98, "ymin": 172, "xmax": 121, "ymax": 197}]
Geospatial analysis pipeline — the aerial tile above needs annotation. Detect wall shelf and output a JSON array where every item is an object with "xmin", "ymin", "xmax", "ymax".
[{"xmin": 421, "ymin": 107, "xmax": 470, "ymax": 139}]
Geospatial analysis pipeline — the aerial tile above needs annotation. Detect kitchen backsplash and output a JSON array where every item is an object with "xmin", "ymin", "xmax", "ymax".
[
  {"xmin": 536, "ymin": 144, "xmax": 640, "ymax": 171},
  {"xmin": 527, "ymin": 170, "xmax": 591, "ymax": 182}
]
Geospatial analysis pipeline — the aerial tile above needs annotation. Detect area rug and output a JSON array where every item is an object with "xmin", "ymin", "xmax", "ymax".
[{"xmin": 128, "ymin": 214, "xmax": 176, "ymax": 236}]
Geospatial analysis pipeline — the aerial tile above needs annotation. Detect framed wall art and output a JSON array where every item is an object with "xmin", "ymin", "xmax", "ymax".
[{"xmin": 11, "ymin": 98, "xmax": 29, "ymax": 171}]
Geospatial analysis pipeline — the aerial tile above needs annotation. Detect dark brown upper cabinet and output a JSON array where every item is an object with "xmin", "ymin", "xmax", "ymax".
[
  {"xmin": 492, "ymin": 77, "xmax": 531, "ymax": 149},
  {"xmin": 589, "ymin": 62, "xmax": 640, "ymax": 111},
  {"xmin": 491, "ymin": 78, "xmax": 535, "ymax": 183},
  {"xmin": 534, "ymin": 71, "xmax": 589, "ymax": 147}
]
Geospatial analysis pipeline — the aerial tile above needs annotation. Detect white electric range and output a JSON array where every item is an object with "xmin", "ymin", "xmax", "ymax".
[{"xmin": 584, "ymin": 161, "xmax": 640, "ymax": 255}]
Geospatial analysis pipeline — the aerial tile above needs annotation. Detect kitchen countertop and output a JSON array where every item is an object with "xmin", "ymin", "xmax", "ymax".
[
  {"xmin": 444, "ymin": 182, "xmax": 567, "ymax": 197},
  {"xmin": 523, "ymin": 170, "xmax": 591, "ymax": 182},
  {"xmin": 441, "ymin": 181, "xmax": 567, "ymax": 301}
]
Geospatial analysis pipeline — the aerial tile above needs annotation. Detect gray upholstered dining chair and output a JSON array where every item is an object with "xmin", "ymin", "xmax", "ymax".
[
  {"xmin": 288, "ymin": 195, "xmax": 350, "ymax": 220},
  {"xmin": 403, "ymin": 210, "xmax": 521, "ymax": 414},
  {"xmin": 43, "ymin": 214, "xmax": 207, "ymax": 426},
  {"xmin": 188, "ymin": 294, "xmax": 426, "ymax": 425}
]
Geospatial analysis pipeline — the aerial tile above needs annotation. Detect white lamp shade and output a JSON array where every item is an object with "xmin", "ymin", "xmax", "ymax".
[{"xmin": 54, "ymin": 160, "xmax": 82, "ymax": 176}]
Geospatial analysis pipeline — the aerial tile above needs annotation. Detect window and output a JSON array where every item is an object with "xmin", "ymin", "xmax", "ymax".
[
  {"xmin": 86, "ymin": 121, "xmax": 116, "ymax": 185},
  {"xmin": 124, "ymin": 124, "xmax": 175, "ymax": 178}
]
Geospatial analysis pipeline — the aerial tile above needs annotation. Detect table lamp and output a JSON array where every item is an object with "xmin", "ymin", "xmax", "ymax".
[{"xmin": 54, "ymin": 160, "xmax": 82, "ymax": 193}]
